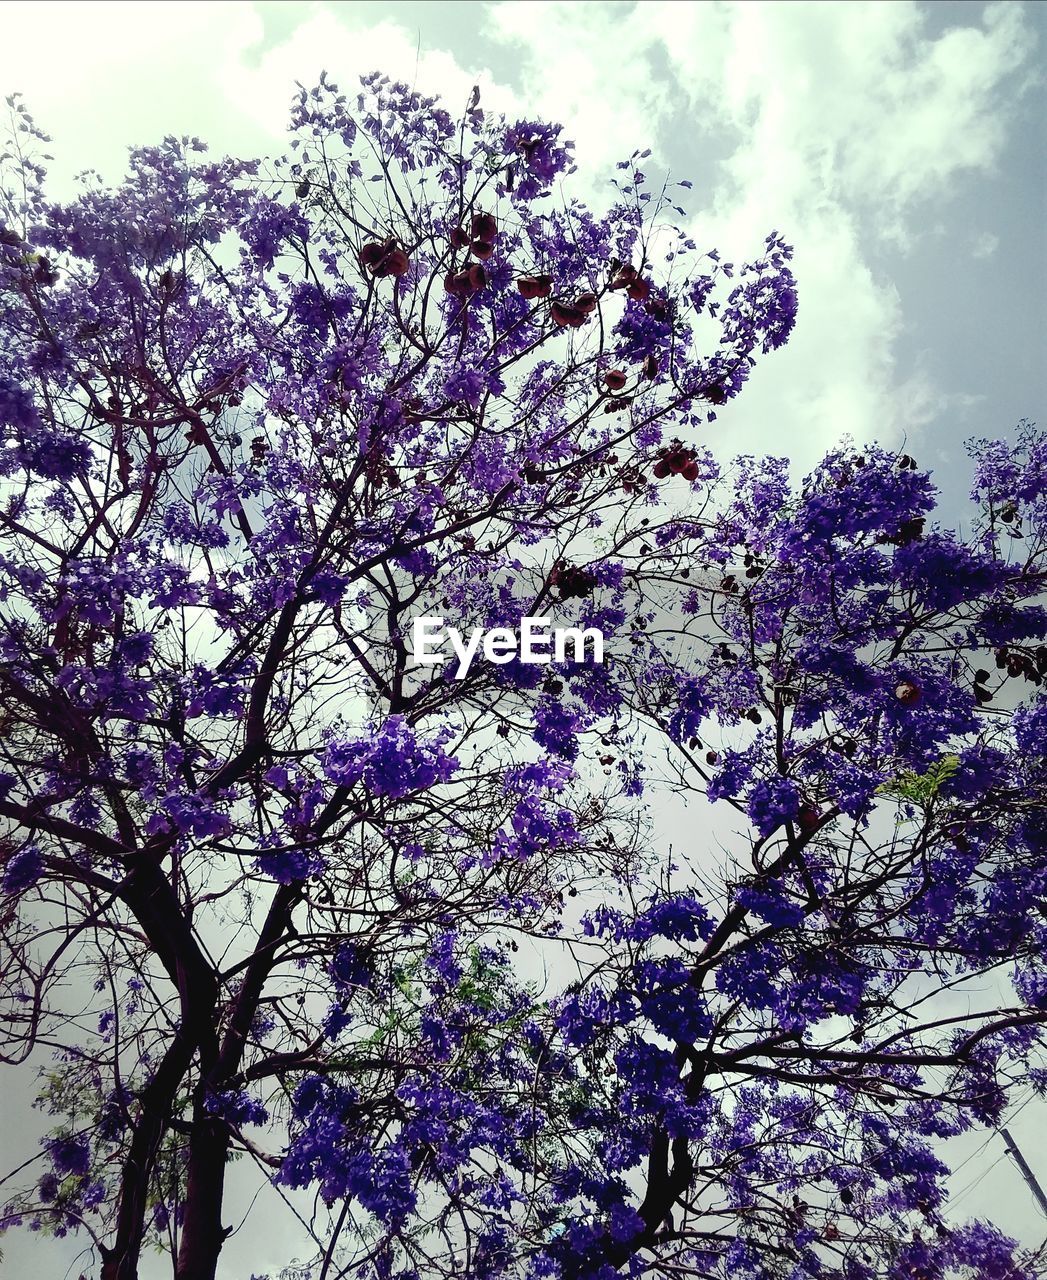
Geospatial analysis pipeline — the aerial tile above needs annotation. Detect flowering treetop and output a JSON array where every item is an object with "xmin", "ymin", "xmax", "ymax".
[{"xmin": 0, "ymin": 75, "xmax": 1044, "ymax": 1280}]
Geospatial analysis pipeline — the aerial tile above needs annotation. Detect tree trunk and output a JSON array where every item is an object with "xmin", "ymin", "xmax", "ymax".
[
  {"xmin": 101, "ymin": 1034, "xmax": 195, "ymax": 1280},
  {"xmin": 175, "ymin": 1103, "xmax": 231, "ymax": 1280}
]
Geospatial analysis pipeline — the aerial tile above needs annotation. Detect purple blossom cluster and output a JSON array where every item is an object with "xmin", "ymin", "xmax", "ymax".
[{"xmin": 322, "ymin": 716, "xmax": 458, "ymax": 797}]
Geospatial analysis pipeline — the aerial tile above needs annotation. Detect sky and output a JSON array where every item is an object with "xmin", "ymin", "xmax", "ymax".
[{"xmin": 0, "ymin": 1, "xmax": 1045, "ymax": 1275}]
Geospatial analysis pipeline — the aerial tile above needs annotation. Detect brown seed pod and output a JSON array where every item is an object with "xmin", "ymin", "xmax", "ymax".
[
  {"xmin": 550, "ymin": 301, "xmax": 587, "ymax": 328},
  {"xmin": 609, "ymin": 264, "xmax": 638, "ymax": 290},
  {"xmin": 517, "ymin": 274, "xmax": 553, "ymax": 300},
  {"xmin": 383, "ymin": 249, "xmax": 410, "ymax": 277},
  {"xmin": 471, "ymin": 211, "xmax": 498, "ymax": 241},
  {"xmin": 358, "ymin": 241, "xmax": 386, "ymax": 269},
  {"xmin": 797, "ymin": 804, "xmax": 820, "ymax": 833}
]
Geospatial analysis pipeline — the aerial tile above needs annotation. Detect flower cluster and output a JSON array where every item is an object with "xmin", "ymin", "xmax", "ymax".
[{"xmin": 322, "ymin": 716, "xmax": 458, "ymax": 797}]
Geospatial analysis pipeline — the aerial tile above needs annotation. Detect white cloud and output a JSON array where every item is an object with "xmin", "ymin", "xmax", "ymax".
[
  {"xmin": 0, "ymin": 3, "xmax": 269, "ymax": 190},
  {"xmin": 972, "ymin": 229, "xmax": 1001, "ymax": 258},
  {"xmin": 488, "ymin": 0, "xmax": 1035, "ymax": 468},
  {"xmin": 0, "ymin": 3, "xmax": 513, "ymax": 194},
  {"xmin": 646, "ymin": 1, "xmax": 1029, "ymax": 231},
  {"xmin": 221, "ymin": 8, "xmax": 516, "ymax": 141},
  {"xmin": 483, "ymin": 0, "xmax": 675, "ymax": 174}
]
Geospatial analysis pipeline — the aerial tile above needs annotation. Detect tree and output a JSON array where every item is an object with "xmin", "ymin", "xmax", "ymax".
[{"xmin": 0, "ymin": 73, "xmax": 1044, "ymax": 1280}]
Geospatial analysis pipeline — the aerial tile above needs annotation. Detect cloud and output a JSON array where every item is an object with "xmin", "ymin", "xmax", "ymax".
[
  {"xmin": 0, "ymin": 3, "xmax": 512, "ymax": 193},
  {"xmin": 488, "ymin": 0, "xmax": 1035, "ymax": 467},
  {"xmin": 222, "ymin": 8, "xmax": 517, "ymax": 141},
  {"xmin": 0, "ymin": 3, "xmax": 269, "ymax": 189},
  {"xmin": 972, "ymin": 230, "xmax": 1001, "ymax": 259},
  {"xmin": 645, "ymin": 1, "xmax": 1029, "ymax": 235},
  {"xmin": 483, "ymin": 0, "xmax": 675, "ymax": 174}
]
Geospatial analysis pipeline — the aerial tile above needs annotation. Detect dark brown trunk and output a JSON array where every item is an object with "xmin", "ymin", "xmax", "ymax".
[
  {"xmin": 102, "ymin": 859, "xmax": 220, "ymax": 1279},
  {"xmin": 174, "ymin": 1106, "xmax": 231, "ymax": 1280},
  {"xmin": 100, "ymin": 1032, "xmax": 195, "ymax": 1280},
  {"xmin": 173, "ymin": 883, "xmax": 303, "ymax": 1279}
]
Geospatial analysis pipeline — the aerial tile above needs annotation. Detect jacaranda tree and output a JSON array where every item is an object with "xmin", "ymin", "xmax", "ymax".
[{"xmin": 0, "ymin": 75, "xmax": 1045, "ymax": 1280}]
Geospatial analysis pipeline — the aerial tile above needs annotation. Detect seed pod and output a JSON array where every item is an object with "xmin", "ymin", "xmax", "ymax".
[
  {"xmin": 797, "ymin": 804, "xmax": 820, "ymax": 833},
  {"xmin": 471, "ymin": 211, "xmax": 498, "ymax": 241},
  {"xmin": 358, "ymin": 241, "xmax": 386, "ymax": 269},
  {"xmin": 383, "ymin": 248, "xmax": 410, "ymax": 277},
  {"xmin": 517, "ymin": 274, "xmax": 553, "ymax": 300},
  {"xmin": 550, "ymin": 301, "xmax": 587, "ymax": 328},
  {"xmin": 603, "ymin": 396, "xmax": 632, "ymax": 413},
  {"xmin": 603, "ymin": 370, "xmax": 628, "ymax": 391}
]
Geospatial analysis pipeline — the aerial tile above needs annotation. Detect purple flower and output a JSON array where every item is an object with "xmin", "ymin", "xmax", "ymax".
[
  {"xmin": 118, "ymin": 631, "xmax": 154, "ymax": 666},
  {"xmin": 632, "ymin": 895, "xmax": 712, "ymax": 943},
  {"xmin": 323, "ymin": 717, "xmax": 457, "ymax": 798},
  {"xmin": 0, "ymin": 377, "xmax": 39, "ymax": 432},
  {"xmin": 443, "ymin": 367, "xmax": 485, "ymax": 408},
  {"xmin": 240, "ymin": 196, "xmax": 309, "ymax": 269},
  {"xmin": 330, "ymin": 942, "xmax": 373, "ymax": 991},
  {"xmin": 746, "ymin": 777, "xmax": 800, "ymax": 835},
  {"xmin": 533, "ymin": 699, "xmax": 579, "ymax": 761},
  {"xmin": 163, "ymin": 793, "xmax": 231, "ymax": 839},
  {"xmin": 205, "ymin": 1089, "xmax": 269, "ymax": 1127},
  {"xmin": 2, "ymin": 847, "xmax": 43, "ymax": 895},
  {"xmin": 737, "ymin": 880, "xmax": 806, "ymax": 928},
  {"xmin": 48, "ymin": 1136, "xmax": 90, "ymax": 1178},
  {"xmin": 255, "ymin": 847, "xmax": 326, "ymax": 884}
]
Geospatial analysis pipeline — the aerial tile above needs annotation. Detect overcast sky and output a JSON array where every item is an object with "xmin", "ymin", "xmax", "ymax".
[{"xmin": 1, "ymin": 2, "xmax": 1045, "ymax": 1276}]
